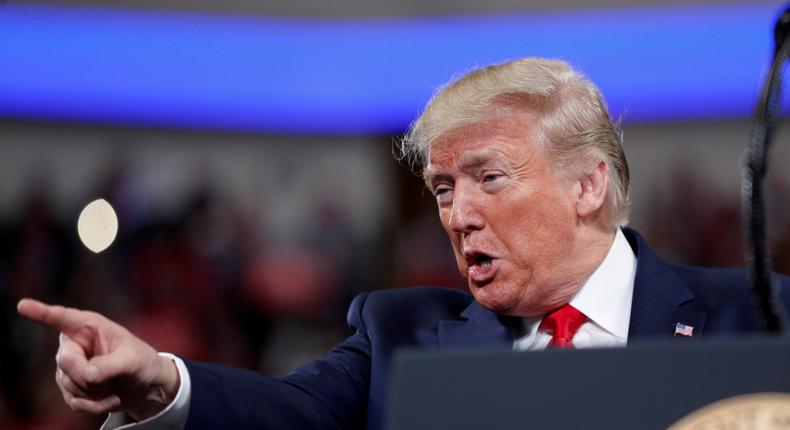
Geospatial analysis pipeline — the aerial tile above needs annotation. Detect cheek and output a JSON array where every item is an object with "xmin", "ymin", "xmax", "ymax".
[
  {"xmin": 494, "ymin": 187, "xmax": 575, "ymax": 263},
  {"xmin": 439, "ymin": 209, "xmax": 450, "ymax": 229},
  {"xmin": 450, "ymin": 237, "xmax": 467, "ymax": 272},
  {"xmin": 440, "ymin": 212, "xmax": 467, "ymax": 271}
]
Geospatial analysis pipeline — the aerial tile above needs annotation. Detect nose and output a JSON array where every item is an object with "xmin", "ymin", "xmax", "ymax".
[{"xmin": 448, "ymin": 185, "xmax": 485, "ymax": 234}]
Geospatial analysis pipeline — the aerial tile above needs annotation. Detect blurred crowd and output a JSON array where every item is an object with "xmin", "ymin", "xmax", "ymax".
[
  {"xmin": 2, "ymin": 155, "xmax": 790, "ymax": 429},
  {"xmin": 0, "ymin": 161, "xmax": 430, "ymax": 429}
]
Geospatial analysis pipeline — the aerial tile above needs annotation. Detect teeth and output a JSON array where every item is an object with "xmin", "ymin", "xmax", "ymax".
[{"xmin": 468, "ymin": 252, "xmax": 494, "ymax": 268}]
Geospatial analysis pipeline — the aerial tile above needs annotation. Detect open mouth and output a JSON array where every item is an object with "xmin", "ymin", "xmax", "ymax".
[
  {"xmin": 471, "ymin": 253, "xmax": 493, "ymax": 269},
  {"xmin": 464, "ymin": 250, "xmax": 498, "ymax": 283}
]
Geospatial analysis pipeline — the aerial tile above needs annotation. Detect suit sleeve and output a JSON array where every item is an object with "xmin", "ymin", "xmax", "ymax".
[{"xmin": 183, "ymin": 292, "xmax": 372, "ymax": 430}]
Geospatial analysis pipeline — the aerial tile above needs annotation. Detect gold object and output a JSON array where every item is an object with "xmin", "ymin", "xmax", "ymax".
[{"xmin": 669, "ymin": 393, "xmax": 790, "ymax": 430}]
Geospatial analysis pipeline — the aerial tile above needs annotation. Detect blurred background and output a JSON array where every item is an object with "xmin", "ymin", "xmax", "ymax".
[{"xmin": 2, "ymin": 0, "xmax": 790, "ymax": 428}]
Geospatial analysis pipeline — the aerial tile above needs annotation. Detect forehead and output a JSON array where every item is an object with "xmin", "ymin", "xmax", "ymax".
[{"xmin": 425, "ymin": 114, "xmax": 540, "ymax": 173}]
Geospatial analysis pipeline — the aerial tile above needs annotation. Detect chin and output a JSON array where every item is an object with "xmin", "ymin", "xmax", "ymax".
[
  {"xmin": 468, "ymin": 281, "xmax": 520, "ymax": 315},
  {"xmin": 470, "ymin": 279, "xmax": 550, "ymax": 317}
]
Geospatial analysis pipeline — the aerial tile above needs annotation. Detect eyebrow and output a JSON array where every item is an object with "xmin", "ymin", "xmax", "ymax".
[
  {"xmin": 423, "ymin": 150, "xmax": 504, "ymax": 186},
  {"xmin": 422, "ymin": 170, "xmax": 450, "ymax": 188},
  {"xmin": 457, "ymin": 151, "xmax": 501, "ymax": 171}
]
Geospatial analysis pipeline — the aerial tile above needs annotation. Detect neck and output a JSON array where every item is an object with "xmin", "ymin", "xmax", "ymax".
[
  {"xmin": 576, "ymin": 225, "xmax": 618, "ymax": 279},
  {"xmin": 538, "ymin": 226, "xmax": 617, "ymax": 314}
]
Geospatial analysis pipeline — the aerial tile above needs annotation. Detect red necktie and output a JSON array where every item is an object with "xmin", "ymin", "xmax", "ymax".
[{"xmin": 539, "ymin": 304, "xmax": 587, "ymax": 349}]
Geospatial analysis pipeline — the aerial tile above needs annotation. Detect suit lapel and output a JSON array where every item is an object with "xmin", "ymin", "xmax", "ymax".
[
  {"xmin": 438, "ymin": 300, "xmax": 520, "ymax": 350},
  {"xmin": 624, "ymin": 228, "xmax": 707, "ymax": 342}
]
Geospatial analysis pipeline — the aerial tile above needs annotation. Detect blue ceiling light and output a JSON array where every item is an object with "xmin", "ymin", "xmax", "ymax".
[{"xmin": 0, "ymin": 3, "xmax": 783, "ymax": 134}]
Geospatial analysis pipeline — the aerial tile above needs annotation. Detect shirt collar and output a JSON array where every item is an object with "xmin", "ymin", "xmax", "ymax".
[
  {"xmin": 517, "ymin": 228, "xmax": 637, "ymax": 345},
  {"xmin": 568, "ymin": 227, "xmax": 637, "ymax": 340}
]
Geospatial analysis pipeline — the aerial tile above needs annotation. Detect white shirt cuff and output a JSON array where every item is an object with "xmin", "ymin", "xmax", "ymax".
[{"xmin": 100, "ymin": 353, "xmax": 192, "ymax": 430}]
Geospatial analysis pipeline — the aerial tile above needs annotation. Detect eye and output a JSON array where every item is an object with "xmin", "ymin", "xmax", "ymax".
[
  {"xmin": 480, "ymin": 171, "xmax": 506, "ymax": 192},
  {"xmin": 433, "ymin": 185, "xmax": 453, "ymax": 205},
  {"xmin": 481, "ymin": 172, "xmax": 505, "ymax": 183}
]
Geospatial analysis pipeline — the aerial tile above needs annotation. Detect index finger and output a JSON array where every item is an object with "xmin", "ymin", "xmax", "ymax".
[{"xmin": 17, "ymin": 298, "xmax": 94, "ymax": 335}]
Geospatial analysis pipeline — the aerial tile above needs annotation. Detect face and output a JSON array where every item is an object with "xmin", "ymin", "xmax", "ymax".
[{"xmin": 424, "ymin": 115, "xmax": 588, "ymax": 317}]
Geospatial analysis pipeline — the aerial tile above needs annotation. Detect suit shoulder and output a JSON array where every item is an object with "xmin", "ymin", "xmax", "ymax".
[
  {"xmin": 361, "ymin": 286, "xmax": 472, "ymax": 315},
  {"xmin": 671, "ymin": 264, "xmax": 790, "ymax": 307},
  {"xmin": 672, "ymin": 264, "xmax": 790, "ymax": 287},
  {"xmin": 347, "ymin": 287, "xmax": 473, "ymax": 330}
]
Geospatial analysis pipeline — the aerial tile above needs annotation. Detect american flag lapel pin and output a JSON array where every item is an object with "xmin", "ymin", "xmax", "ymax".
[{"xmin": 674, "ymin": 322, "xmax": 694, "ymax": 337}]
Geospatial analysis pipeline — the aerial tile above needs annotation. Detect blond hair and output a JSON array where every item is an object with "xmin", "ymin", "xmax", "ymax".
[{"xmin": 398, "ymin": 57, "xmax": 630, "ymax": 226}]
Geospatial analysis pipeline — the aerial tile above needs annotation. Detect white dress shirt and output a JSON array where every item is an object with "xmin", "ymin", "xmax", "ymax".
[
  {"xmin": 513, "ymin": 228, "xmax": 637, "ymax": 351},
  {"xmin": 104, "ymin": 229, "xmax": 637, "ymax": 430}
]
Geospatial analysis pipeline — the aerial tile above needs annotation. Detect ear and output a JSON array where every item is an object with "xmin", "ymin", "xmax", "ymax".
[{"xmin": 575, "ymin": 161, "xmax": 609, "ymax": 218}]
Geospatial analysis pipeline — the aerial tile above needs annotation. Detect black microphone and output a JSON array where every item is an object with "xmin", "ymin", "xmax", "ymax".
[
  {"xmin": 774, "ymin": 4, "xmax": 790, "ymax": 57},
  {"xmin": 742, "ymin": 3, "xmax": 790, "ymax": 333}
]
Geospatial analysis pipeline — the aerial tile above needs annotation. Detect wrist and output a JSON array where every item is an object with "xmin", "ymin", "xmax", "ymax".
[
  {"xmin": 127, "ymin": 355, "xmax": 180, "ymax": 422},
  {"xmin": 157, "ymin": 355, "xmax": 180, "ymax": 401}
]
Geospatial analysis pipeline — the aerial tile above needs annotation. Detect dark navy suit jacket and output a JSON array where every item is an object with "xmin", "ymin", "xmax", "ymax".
[{"xmin": 183, "ymin": 229, "xmax": 790, "ymax": 429}]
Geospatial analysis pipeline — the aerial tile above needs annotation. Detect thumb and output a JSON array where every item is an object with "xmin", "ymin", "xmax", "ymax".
[{"xmin": 86, "ymin": 349, "xmax": 133, "ymax": 384}]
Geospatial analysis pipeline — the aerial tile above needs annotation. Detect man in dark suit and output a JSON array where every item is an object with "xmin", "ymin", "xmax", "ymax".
[{"xmin": 17, "ymin": 58, "xmax": 790, "ymax": 430}]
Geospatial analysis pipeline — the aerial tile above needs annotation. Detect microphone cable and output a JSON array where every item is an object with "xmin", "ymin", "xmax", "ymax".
[{"xmin": 742, "ymin": 4, "xmax": 790, "ymax": 333}]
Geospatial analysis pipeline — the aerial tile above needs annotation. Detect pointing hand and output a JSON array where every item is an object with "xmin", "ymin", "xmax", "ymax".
[{"xmin": 17, "ymin": 299, "xmax": 180, "ymax": 421}]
